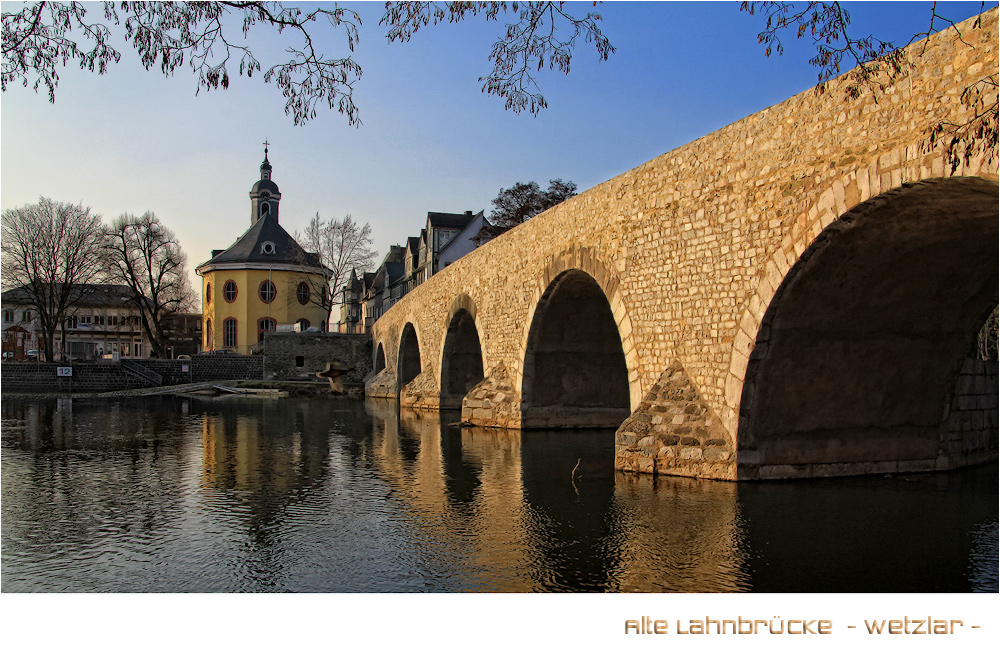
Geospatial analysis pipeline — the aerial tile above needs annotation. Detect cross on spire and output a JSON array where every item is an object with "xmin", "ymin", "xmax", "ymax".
[{"xmin": 259, "ymin": 140, "xmax": 273, "ymax": 181}]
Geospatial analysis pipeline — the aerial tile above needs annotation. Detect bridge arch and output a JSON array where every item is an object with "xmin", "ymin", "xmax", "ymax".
[
  {"xmin": 439, "ymin": 294, "xmax": 485, "ymax": 408},
  {"xmin": 516, "ymin": 247, "xmax": 641, "ymax": 411},
  {"xmin": 729, "ymin": 177, "xmax": 999, "ymax": 478},
  {"xmin": 397, "ymin": 322, "xmax": 423, "ymax": 393},
  {"xmin": 518, "ymin": 248, "xmax": 637, "ymax": 428}
]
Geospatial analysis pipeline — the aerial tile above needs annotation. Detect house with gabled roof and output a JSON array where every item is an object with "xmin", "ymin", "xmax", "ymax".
[{"xmin": 335, "ymin": 211, "xmax": 488, "ymax": 334}]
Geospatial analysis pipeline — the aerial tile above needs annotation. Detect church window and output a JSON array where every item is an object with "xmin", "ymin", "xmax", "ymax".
[
  {"xmin": 206, "ymin": 319, "xmax": 213, "ymax": 349},
  {"xmin": 259, "ymin": 280, "xmax": 276, "ymax": 304},
  {"xmin": 296, "ymin": 318, "xmax": 310, "ymax": 331},
  {"xmin": 205, "ymin": 283, "xmax": 212, "ymax": 306},
  {"xmin": 224, "ymin": 281, "xmax": 238, "ymax": 303},
  {"xmin": 223, "ymin": 318, "xmax": 237, "ymax": 348},
  {"xmin": 297, "ymin": 282, "xmax": 310, "ymax": 305}
]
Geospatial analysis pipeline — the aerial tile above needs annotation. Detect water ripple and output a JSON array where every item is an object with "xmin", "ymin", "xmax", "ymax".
[{"xmin": 2, "ymin": 396, "xmax": 997, "ymax": 592}]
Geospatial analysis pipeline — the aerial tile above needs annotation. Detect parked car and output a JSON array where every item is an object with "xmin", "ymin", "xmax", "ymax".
[{"xmin": 176, "ymin": 354, "xmax": 191, "ymax": 360}]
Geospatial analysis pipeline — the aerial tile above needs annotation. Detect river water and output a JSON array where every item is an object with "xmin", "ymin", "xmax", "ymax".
[{"xmin": 1, "ymin": 394, "xmax": 996, "ymax": 593}]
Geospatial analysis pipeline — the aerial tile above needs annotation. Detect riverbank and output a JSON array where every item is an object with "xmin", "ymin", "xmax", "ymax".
[{"xmin": 1, "ymin": 379, "xmax": 363, "ymax": 400}]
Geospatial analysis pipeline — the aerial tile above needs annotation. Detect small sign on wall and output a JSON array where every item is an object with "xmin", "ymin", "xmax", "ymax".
[{"xmin": 57, "ymin": 366, "xmax": 73, "ymax": 377}]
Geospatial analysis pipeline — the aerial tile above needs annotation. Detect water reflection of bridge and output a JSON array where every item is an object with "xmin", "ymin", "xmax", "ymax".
[
  {"xmin": 364, "ymin": 399, "xmax": 750, "ymax": 592},
  {"xmin": 2, "ymin": 396, "xmax": 993, "ymax": 591}
]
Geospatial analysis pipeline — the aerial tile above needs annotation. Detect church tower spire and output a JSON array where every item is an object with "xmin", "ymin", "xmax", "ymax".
[
  {"xmin": 249, "ymin": 141, "xmax": 281, "ymax": 224},
  {"xmin": 260, "ymin": 139, "xmax": 272, "ymax": 181}
]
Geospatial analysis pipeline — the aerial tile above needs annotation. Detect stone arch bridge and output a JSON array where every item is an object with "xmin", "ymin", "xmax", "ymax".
[{"xmin": 366, "ymin": 11, "xmax": 999, "ymax": 480}]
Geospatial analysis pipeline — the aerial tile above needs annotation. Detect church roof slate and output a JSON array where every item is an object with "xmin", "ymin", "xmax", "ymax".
[{"xmin": 199, "ymin": 212, "xmax": 322, "ymax": 269}]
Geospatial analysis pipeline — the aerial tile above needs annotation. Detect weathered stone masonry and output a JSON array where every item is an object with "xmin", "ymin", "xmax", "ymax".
[
  {"xmin": 262, "ymin": 332, "xmax": 371, "ymax": 385},
  {"xmin": 368, "ymin": 11, "xmax": 999, "ymax": 480}
]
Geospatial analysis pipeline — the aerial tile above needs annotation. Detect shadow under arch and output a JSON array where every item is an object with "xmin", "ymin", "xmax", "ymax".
[
  {"xmin": 374, "ymin": 342, "xmax": 386, "ymax": 375},
  {"xmin": 520, "ymin": 268, "xmax": 631, "ymax": 428},
  {"xmin": 735, "ymin": 177, "xmax": 999, "ymax": 479},
  {"xmin": 397, "ymin": 322, "xmax": 422, "ymax": 394},
  {"xmin": 440, "ymin": 294, "xmax": 485, "ymax": 409}
]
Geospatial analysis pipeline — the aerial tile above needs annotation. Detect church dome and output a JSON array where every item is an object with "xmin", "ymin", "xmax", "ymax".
[{"xmin": 250, "ymin": 178, "xmax": 280, "ymax": 197}]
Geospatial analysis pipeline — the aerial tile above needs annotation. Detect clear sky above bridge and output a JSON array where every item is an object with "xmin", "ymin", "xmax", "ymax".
[{"xmin": 1, "ymin": 1, "xmax": 993, "ymax": 296}]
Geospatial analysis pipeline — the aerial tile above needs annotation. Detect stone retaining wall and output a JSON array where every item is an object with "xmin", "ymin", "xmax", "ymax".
[
  {"xmin": 262, "ymin": 332, "xmax": 371, "ymax": 385},
  {"xmin": 1, "ymin": 356, "xmax": 264, "ymax": 394},
  {"xmin": 1, "ymin": 362, "xmax": 150, "ymax": 393}
]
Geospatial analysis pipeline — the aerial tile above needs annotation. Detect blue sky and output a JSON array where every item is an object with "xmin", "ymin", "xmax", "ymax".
[{"xmin": 1, "ymin": 1, "xmax": 994, "ymax": 296}]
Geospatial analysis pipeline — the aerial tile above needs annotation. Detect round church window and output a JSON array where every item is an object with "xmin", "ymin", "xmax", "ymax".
[{"xmin": 259, "ymin": 280, "xmax": 276, "ymax": 304}]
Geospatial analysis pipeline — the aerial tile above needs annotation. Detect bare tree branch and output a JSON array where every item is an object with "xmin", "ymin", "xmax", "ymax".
[
  {"xmin": 740, "ymin": 2, "xmax": 997, "ymax": 172},
  {"xmin": 293, "ymin": 212, "xmax": 377, "ymax": 328},
  {"xmin": 2, "ymin": 1, "xmax": 363, "ymax": 125},
  {"xmin": 740, "ymin": 1, "xmax": 912, "ymax": 101},
  {"xmin": 382, "ymin": 1, "xmax": 615, "ymax": 114}
]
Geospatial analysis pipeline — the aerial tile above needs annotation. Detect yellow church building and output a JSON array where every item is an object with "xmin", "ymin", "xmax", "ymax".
[{"xmin": 196, "ymin": 148, "xmax": 332, "ymax": 354}]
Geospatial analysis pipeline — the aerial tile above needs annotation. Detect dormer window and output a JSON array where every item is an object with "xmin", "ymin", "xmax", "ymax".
[{"xmin": 261, "ymin": 241, "xmax": 276, "ymax": 255}]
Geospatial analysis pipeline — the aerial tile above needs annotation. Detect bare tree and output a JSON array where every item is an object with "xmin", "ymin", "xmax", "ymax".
[
  {"xmin": 294, "ymin": 212, "xmax": 377, "ymax": 328},
  {"xmin": 1, "ymin": 197, "xmax": 106, "ymax": 361},
  {"xmin": 103, "ymin": 212, "xmax": 197, "ymax": 358}
]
